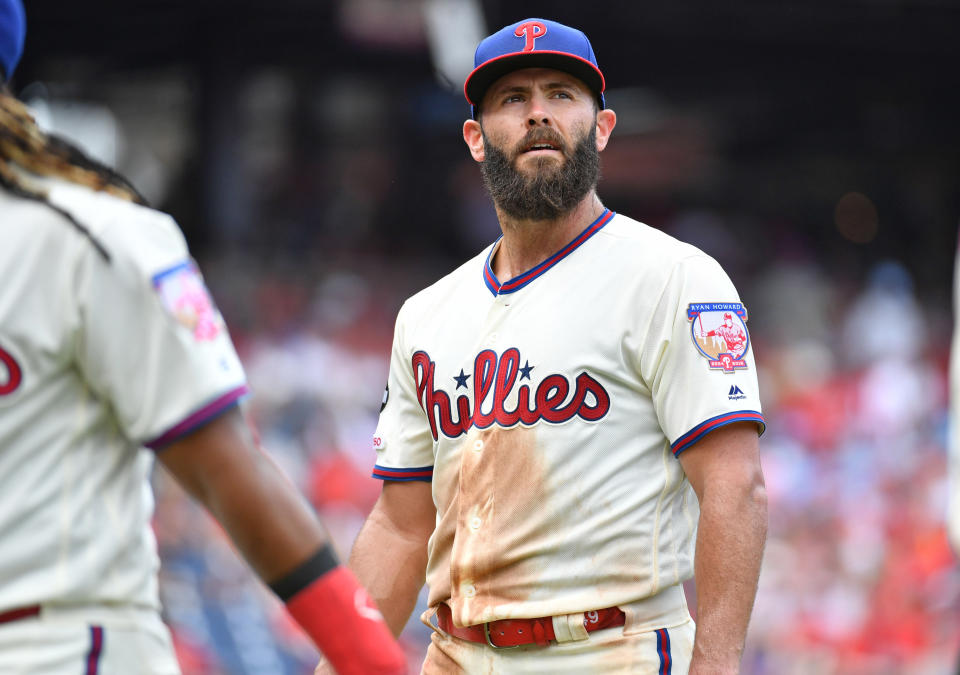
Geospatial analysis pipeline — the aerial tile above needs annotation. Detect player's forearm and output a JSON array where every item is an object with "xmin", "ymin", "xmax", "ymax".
[
  {"xmin": 158, "ymin": 409, "xmax": 328, "ymax": 580},
  {"xmin": 202, "ymin": 449, "xmax": 329, "ymax": 581},
  {"xmin": 206, "ymin": 459, "xmax": 410, "ymax": 674},
  {"xmin": 349, "ymin": 502, "xmax": 431, "ymax": 636},
  {"xmin": 160, "ymin": 412, "xmax": 407, "ymax": 673},
  {"xmin": 689, "ymin": 474, "xmax": 767, "ymax": 674}
]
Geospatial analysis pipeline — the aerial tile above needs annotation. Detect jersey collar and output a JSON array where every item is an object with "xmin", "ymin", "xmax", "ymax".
[{"xmin": 483, "ymin": 209, "xmax": 614, "ymax": 296}]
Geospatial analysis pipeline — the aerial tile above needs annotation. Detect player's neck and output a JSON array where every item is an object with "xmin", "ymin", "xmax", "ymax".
[{"xmin": 492, "ymin": 193, "xmax": 606, "ymax": 281}]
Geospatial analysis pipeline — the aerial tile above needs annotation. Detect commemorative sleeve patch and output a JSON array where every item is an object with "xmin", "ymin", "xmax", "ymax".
[
  {"xmin": 152, "ymin": 261, "xmax": 225, "ymax": 341},
  {"xmin": 687, "ymin": 302, "xmax": 751, "ymax": 373}
]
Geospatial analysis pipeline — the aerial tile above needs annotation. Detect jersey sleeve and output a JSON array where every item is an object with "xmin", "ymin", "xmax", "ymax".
[
  {"xmin": 73, "ymin": 207, "xmax": 248, "ymax": 449},
  {"xmin": 643, "ymin": 254, "xmax": 765, "ymax": 456},
  {"xmin": 370, "ymin": 302, "xmax": 435, "ymax": 481}
]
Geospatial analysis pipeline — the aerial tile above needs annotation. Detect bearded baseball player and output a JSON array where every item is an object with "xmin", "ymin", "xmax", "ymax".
[
  {"xmin": 341, "ymin": 18, "xmax": 767, "ymax": 674},
  {"xmin": 0, "ymin": 3, "xmax": 405, "ymax": 672}
]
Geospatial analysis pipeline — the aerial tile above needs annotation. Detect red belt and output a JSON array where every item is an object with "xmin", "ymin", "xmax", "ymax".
[
  {"xmin": 436, "ymin": 602, "xmax": 625, "ymax": 649},
  {"xmin": 0, "ymin": 605, "xmax": 40, "ymax": 625}
]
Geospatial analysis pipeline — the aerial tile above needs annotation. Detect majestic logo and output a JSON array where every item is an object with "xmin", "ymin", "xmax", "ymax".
[
  {"xmin": 0, "ymin": 343, "xmax": 23, "ymax": 396},
  {"xmin": 153, "ymin": 262, "xmax": 224, "ymax": 341},
  {"xmin": 728, "ymin": 385, "xmax": 746, "ymax": 401},
  {"xmin": 514, "ymin": 21, "xmax": 547, "ymax": 51},
  {"xmin": 687, "ymin": 302, "xmax": 751, "ymax": 373},
  {"xmin": 412, "ymin": 348, "xmax": 609, "ymax": 441}
]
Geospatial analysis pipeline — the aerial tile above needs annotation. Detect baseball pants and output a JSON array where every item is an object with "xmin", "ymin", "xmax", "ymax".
[{"xmin": 0, "ymin": 605, "xmax": 181, "ymax": 674}]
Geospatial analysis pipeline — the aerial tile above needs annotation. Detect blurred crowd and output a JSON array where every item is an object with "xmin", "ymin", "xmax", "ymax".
[{"xmin": 149, "ymin": 205, "xmax": 960, "ymax": 674}]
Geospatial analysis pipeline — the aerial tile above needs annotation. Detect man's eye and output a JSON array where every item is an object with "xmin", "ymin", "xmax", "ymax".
[
  {"xmin": 553, "ymin": 91, "xmax": 572, "ymax": 99},
  {"xmin": 504, "ymin": 95, "xmax": 524, "ymax": 104}
]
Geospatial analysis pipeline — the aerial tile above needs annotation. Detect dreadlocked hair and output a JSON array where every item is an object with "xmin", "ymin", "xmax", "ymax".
[
  {"xmin": 0, "ymin": 90, "xmax": 147, "ymax": 205},
  {"xmin": 0, "ymin": 88, "xmax": 150, "ymax": 260}
]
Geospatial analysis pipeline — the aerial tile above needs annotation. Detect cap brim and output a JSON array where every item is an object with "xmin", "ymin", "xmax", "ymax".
[{"xmin": 464, "ymin": 51, "xmax": 605, "ymax": 108}]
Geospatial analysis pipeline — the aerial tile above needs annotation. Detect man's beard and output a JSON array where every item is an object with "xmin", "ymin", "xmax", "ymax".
[{"xmin": 479, "ymin": 124, "xmax": 600, "ymax": 221}]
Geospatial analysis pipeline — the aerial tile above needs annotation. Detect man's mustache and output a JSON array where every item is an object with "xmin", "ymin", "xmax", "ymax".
[{"xmin": 512, "ymin": 129, "xmax": 568, "ymax": 158}]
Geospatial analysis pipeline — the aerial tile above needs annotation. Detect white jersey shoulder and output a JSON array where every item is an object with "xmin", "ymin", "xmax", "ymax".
[
  {"xmin": 594, "ymin": 212, "xmax": 724, "ymax": 282},
  {"xmin": 45, "ymin": 177, "xmax": 188, "ymax": 271}
]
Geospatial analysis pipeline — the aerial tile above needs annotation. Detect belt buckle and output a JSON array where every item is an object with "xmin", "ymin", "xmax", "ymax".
[{"xmin": 483, "ymin": 621, "xmax": 521, "ymax": 650}]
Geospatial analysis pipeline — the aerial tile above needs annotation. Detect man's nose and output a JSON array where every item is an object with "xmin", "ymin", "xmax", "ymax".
[{"xmin": 526, "ymin": 93, "xmax": 552, "ymax": 127}]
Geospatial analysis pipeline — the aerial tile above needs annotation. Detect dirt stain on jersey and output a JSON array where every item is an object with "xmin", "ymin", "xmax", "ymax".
[
  {"xmin": 426, "ymin": 442, "xmax": 460, "ymax": 608},
  {"xmin": 448, "ymin": 425, "xmax": 550, "ymax": 624}
]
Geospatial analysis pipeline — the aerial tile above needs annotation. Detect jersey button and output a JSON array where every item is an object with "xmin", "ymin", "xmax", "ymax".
[
  {"xmin": 489, "ymin": 332, "xmax": 498, "ymax": 343},
  {"xmin": 462, "ymin": 584, "xmax": 477, "ymax": 598},
  {"xmin": 469, "ymin": 517, "xmax": 482, "ymax": 530},
  {"xmin": 473, "ymin": 440, "xmax": 484, "ymax": 452}
]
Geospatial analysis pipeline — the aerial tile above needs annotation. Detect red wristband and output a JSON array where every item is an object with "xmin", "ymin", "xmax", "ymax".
[{"xmin": 286, "ymin": 565, "xmax": 406, "ymax": 675}]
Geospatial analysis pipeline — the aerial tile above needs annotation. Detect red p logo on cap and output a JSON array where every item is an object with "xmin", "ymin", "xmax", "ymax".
[{"xmin": 514, "ymin": 21, "xmax": 547, "ymax": 51}]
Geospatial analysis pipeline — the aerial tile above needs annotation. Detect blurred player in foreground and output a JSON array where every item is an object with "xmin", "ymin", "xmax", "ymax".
[
  {"xmin": 345, "ymin": 17, "xmax": 767, "ymax": 674},
  {"xmin": 949, "ymin": 234, "xmax": 960, "ymax": 674},
  {"xmin": 950, "ymin": 236, "xmax": 960, "ymax": 554},
  {"xmin": 0, "ymin": 2, "xmax": 404, "ymax": 672}
]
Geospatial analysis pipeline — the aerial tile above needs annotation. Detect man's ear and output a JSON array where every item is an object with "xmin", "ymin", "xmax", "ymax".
[
  {"xmin": 595, "ymin": 109, "xmax": 617, "ymax": 152},
  {"xmin": 463, "ymin": 119, "xmax": 485, "ymax": 162}
]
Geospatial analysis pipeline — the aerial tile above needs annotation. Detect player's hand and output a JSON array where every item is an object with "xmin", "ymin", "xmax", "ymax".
[{"xmin": 313, "ymin": 657, "xmax": 335, "ymax": 675}]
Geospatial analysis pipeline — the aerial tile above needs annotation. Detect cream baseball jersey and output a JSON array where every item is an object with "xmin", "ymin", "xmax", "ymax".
[
  {"xmin": 0, "ymin": 177, "xmax": 247, "ymax": 613},
  {"xmin": 372, "ymin": 210, "xmax": 764, "ymax": 627}
]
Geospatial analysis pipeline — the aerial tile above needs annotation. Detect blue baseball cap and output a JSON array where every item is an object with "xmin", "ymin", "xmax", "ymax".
[
  {"xmin": 0, "ymin": 0, "xmax": 25, "ymax": 81},
  {"xmin": 464, "ymin": 18, "xmax": 605, "ymax": 118}
]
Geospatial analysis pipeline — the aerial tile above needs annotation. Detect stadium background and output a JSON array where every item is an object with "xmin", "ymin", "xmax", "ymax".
[{"xmin": 11, "ymin": 0, "xmax": 959, "ymax": 672}]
